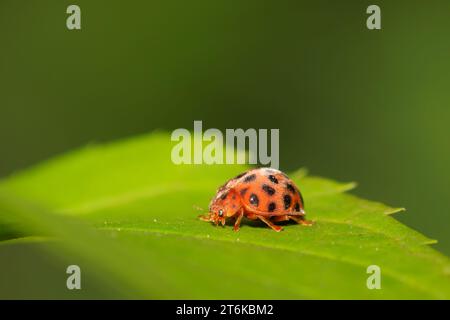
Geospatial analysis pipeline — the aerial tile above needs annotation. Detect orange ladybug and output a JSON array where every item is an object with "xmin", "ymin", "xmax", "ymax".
[{"xmin": 200, "ymin": 167, "xmax": 313, "ymax": 232}]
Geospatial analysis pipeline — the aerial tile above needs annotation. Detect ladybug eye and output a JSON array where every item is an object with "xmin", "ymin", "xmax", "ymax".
[{"xmin": 218, "ymin": 209, "xmax": 224, "ymax": 217}]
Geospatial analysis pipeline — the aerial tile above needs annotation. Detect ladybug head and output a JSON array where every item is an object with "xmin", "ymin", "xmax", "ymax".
[
  {"xmin": 207, "ymin": 203, "xmax": 226, "ymax": 226},
  {"xmin": 201, "ymin": 189, "xmax": 240, "ymax": 226}
]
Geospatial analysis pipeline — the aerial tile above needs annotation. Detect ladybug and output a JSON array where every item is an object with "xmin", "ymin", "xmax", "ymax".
[{"xmin": 200, "ymin": 167, "xmax": 313, "ymax": 232}]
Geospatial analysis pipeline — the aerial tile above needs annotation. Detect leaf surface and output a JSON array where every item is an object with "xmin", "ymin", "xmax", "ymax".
[{"xmin": 0, "ymin": 133, "xmax": 449, "ymax": 299}]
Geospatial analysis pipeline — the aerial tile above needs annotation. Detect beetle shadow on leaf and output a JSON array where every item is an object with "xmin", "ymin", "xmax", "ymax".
[{"xmin": 234, "ymin": 218, "xmax": 299, "ymax": 229}]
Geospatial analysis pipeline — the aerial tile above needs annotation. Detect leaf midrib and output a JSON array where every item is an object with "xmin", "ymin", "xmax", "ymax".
[{"xmin": 52, "ymin": 183, "xmax": 418, "ymax": 246}]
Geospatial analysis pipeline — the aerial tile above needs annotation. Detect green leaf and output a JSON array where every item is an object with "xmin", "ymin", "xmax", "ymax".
[{"xmin": 0, "ymin": 133, "xmax": 449, "ymax": 299}]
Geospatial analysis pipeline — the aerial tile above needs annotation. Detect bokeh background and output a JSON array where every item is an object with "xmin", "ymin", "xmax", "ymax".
[{"xmin": 1, "ymin": 0, "xmax": 449, "ymax": 261}]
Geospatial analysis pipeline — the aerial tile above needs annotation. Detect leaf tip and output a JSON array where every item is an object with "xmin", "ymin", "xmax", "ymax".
[
  {"xmin": 343, "ymin": 181, "xmax": 358, "ymax": 192},
  {"xmin": 291, "ymin": 167, "xmax": 309, "ymax": 179},
  {"xmin": 424, "ymin": 238, "xmax": 438, "ymax": 245},
  {"xmin": 384, "ymin": 207, "xmax": 406, "ymax": 215}
]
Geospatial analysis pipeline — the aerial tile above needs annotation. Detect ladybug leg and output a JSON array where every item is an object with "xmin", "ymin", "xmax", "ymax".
[
  {"xmin": 233, "ymin": 209, "xmax": 244, "ymax": 232},
  {"xmin": 256, "ymin": 215, "xmax": 283, "ymax": 232},
  {"xmin": 198, "ymin": 213, "xmax": 211, "ymax": 222},
  {"xmin": 289, "ymin": 215, "xmax": 314, "ymax": 226},
  {"xmin": 271, "ymin": 215, "xmax": 290, "ymax": 223}
]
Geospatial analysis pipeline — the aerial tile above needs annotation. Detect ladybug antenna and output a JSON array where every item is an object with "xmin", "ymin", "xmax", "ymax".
[{"xmin": 193, "ymin": 205, "xmax": 204, "ymax": 212}]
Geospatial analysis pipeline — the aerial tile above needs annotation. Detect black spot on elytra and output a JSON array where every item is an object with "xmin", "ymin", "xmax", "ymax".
[
  {"xmin": 220, "ymin": 193, "xmax": 228, "ymax": 200},
  {"xmin": 234, "ymin": 172, "xmax": 246, "ymax": 179},
  {"xmin": 283, "ymin": 194, "xmax": 292, "ymax": 210},
  {"xmin": 286, "ymin": 183, "xmax": 296, "ymax": 194},
  {"xmin": 268, "ymin": 175, "xmax": 278, "ymax": 184},
  {"xmin": 262, "ymin": 184, "xmax": 276, "ymax": 196},
  {"xmin": 249, "ymin": 193, "xmax": 259, "ymax": 207},
  {"xmin": 240, "ymin": 188, "xmax": 248, "ymax": 196},
  {"xmin": 243, "ymin": 174, "xmax": 256, "ymax": 183},
  {"xmin": 294, "ymin": 202, "xmax": 300, "ymax": 212},
  {"xmin": 268, "ymin": 202, "xmax": 276, "ymax": 212},
  {"xmin": 232, "ymin": 195, "xmax": 236, "ymax": 200}
]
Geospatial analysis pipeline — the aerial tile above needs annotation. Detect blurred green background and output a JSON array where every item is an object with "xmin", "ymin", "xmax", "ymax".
[{"xmin": 0, "ymin": 0, "xmax": 449, "ymax": 261}]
